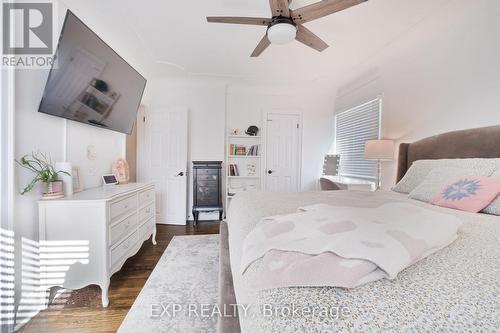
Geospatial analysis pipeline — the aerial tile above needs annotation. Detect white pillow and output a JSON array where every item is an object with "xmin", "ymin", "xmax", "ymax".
[
  {"xmin": 392, "ymin": 158, "xmax": 500, "ymax": 194},
  {"xmin": 482, "ymin": 169, "xmax": 500, "ymax": 215},
  {"xmin": 408, "ymin": 166, "xmax": 496, "ymax": 203}
]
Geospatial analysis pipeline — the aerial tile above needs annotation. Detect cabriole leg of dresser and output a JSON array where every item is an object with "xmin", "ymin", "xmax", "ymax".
[
  {"xmin": 152, "ymin": 227, "xmax": 157, "ymax": 245},
  {"xmin": 100, "ymin": 280, "xmax": 110, "ymax": 307}
]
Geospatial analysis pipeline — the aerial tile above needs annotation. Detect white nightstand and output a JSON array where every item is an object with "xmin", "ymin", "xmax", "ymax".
[{"xmin": 320, "ymin": 176, "xmax": 374, "ymax": 191}]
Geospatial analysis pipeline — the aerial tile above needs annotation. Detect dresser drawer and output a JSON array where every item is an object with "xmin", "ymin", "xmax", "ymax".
[
  {"xmin": 197, "ymin": 180, "xmax": 218, "ymax": 188},
  {"xmin": 139, "ymin": 217, "xmax": 155, "ymax": 240},
  {"xmin": 196, "ymin": 169, "xmax": 219, "ymax": 175},
  {"xmin": 110, "ymin": 195, "xmax": 137, "ymax": 221},
  {"xmin": 138, "ymin": 188, "xmax": 155, "ymax": 206},
  {"xmin": 197, "ymin": 186, "xmax": 218, "ymax": 195},
  {"xmin": 197, "ymin": 192, "xmax": 219, "ymax": 206},
  {"xmin": 111, "ymin": 232, "xmax": 138, "ymax": 268},
  {"xmin": 197, "ymin": 174, "xmax": 218, "ymax": 181},
  {"xmin": 109, "ymin": 213, "xmax": 138, "ymax": 246},
  {"xmin": 139, "ymin": 203, "xmax": 154, "ymax": 223}
]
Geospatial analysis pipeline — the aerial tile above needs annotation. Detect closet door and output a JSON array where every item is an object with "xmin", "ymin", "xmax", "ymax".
[
  {"xmin": 140, "ymin": 107, "xmax": 188, "ymax": 225},
  {"xmin": 264, "ymin": 112, "xmax": 302, "ymax": 192}
]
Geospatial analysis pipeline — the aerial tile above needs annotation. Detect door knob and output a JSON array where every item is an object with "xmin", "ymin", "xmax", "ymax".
[
  {"xmin": 177, "ymin": 171, "xmax": 184, "ymax": 177},
  {"xmin": 267, "ymin": 170, "xmax": 274, "ymax": 174}
]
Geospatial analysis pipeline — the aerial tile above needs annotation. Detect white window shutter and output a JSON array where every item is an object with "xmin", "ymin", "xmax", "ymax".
[{"xmin": 335, "ymin": 98, "xmax": 381, "ymax": 180}]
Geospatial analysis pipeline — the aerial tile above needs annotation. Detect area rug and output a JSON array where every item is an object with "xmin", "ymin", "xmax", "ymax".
[
  {"xmin": 47, "ymin": 285, "xmax": 101, "ymax": 309},
  {"xmin": 118, "ymin": 234, "xmax": 219, "ymax": 333}
]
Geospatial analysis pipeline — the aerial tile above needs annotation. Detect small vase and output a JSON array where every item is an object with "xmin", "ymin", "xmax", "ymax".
[{"xmin": 43, "ymin": 180, "xmax": 64, "ymax": 197}]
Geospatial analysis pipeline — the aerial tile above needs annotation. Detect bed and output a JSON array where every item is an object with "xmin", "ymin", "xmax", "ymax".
[{"xmin": 219, "ymin": 125, "xmax": 500, "ymax": 332}]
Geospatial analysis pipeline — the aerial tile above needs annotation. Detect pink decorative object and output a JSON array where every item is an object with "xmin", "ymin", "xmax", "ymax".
[
  {"xmin": 431, "ymin": 176, "xmax": 500, "ymax": 213},
  {"xmin": 112, "ymin": 159, "xmax": 130, "ymax": 184}
]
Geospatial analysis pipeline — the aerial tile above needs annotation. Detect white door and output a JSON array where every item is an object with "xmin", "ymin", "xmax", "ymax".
[
  {"xmin": 142, "ymin": 107, "xmax": 188, "ymax": 225},
  {"xmin": 265, "ymin": 112, "xmax": 301, "ymax": 192}
]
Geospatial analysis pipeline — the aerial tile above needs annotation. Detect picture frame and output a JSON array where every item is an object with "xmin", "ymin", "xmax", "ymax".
[
  {"xmin": 246, "ymin": 163, "xmax": 257, "ymax": 176},
  {"xmin": 72, "ymin": 166, "xmax": 82, "ymax": 193}
]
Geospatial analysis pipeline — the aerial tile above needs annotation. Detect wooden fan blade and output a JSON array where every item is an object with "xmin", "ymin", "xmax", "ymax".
[
  {"xmin": 269, "ymin": 0, "xmax": 290, "ymax": 17},
  {"xmin": 251, "ymin": 35, "xmax": 271, "ymax": 57},
  {"xmin": 207, "ymin": 17, "xmax": 271, "ymax": 26},
  {"xmin": 295, "ymin": 25, "xmax": 329, "ymax": 52},
  {"xmin": 291, "ymin": 0, "xmax": 367, "ymax": 24}
]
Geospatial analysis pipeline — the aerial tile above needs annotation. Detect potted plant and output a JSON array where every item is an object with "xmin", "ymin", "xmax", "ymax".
[{"xmin": 17, "ymin": 152, "xmax": 70, "ymax": 198}]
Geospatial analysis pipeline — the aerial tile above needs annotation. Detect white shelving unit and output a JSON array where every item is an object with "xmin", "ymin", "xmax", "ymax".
[{"xmin": 225, "ymin": 133, "xmax": 263, "ymax": 211}]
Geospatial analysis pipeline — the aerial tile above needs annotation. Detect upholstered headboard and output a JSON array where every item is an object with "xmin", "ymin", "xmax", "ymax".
[{"xmin": 396, "ymin": 125, "xmax": 500, "ymax": 182}]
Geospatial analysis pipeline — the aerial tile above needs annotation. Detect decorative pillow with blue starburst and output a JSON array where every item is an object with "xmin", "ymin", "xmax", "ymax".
[{"xmin": 432, "ymin": 177, "xmax": 500, "ymax": 212}]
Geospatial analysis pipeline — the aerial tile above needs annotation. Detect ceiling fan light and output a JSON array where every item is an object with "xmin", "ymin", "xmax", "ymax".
[{"xmin": 267, "ymin": 23, "xmax": 297, "ymax": 45}]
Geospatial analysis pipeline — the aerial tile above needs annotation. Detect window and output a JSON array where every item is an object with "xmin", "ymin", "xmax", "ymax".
[{"xmin": 335, "ymin": 98, "xmax": 381, "ymax": 180}]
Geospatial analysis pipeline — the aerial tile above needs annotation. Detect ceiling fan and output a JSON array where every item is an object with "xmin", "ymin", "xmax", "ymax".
[{"xmin": 207, "ymin": 0, "xmax": 368, "ymax": 57}]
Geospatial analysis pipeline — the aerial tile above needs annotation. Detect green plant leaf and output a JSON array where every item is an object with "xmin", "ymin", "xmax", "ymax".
[{"xmin": 21, "ymin": 176, "xmax": 42, "ymax": 195}]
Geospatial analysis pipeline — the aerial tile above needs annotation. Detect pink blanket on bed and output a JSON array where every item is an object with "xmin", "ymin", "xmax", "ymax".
[{"xmin": 240, "ymin": 203, "xmax": 461, "ymax": 290}]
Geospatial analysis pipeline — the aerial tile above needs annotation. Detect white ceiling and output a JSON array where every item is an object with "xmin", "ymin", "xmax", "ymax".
[{"xmin": 64, "ymin": 0, "xmax": 454, "ymax": 85}]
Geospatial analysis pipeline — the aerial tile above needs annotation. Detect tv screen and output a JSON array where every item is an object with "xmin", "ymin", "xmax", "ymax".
[{"xmin": 38, "ymin": 11, "xmax": 146, "ymax": 135}]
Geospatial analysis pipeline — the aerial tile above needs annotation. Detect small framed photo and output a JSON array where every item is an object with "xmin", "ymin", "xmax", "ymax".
[{"xmin": 246, "ymin": 163, "xmax": 257, "ymax": 176}]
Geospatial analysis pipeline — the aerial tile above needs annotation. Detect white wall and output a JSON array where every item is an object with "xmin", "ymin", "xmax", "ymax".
[{"xmin": 334, "ymin": 0, "xmax": 500, "ymax": 189}]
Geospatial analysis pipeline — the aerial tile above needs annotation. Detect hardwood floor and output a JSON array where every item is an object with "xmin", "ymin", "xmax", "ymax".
[{"xmin": 18, "ymin": 222, "xmax": 220, "ymax": 333}]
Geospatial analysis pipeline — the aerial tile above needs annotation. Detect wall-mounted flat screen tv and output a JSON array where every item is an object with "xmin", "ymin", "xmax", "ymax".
[{"xmin": 38, "ymin": 10, "xmax": 146, "ymax": 135}]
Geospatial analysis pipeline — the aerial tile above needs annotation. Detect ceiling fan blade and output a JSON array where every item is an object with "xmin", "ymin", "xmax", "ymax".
[
  {"xmin": 269, "ymin": 0, "xmax": 290, "ymax": 17},
  {"xmin": 207, "ymin": 17, "xmax": 271, "ymax": 26},
  {"xmin": 291, "ymin": 0, "xmax": 367, "ymax": 24},
  {"xmin": 251, "ymin": 35, "xmax": 271, "ymax": 57},
  {"xmin": 295, "ymin": 25, "xmax": 329, "ymax": 52}
]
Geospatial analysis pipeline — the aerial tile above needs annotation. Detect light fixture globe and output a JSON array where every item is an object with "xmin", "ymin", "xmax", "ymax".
[{"xmin": 267, "ymin": 18, "xmax": 297, "ymax": 45}]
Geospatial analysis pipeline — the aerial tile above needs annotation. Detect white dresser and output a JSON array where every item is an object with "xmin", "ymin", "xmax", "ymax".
[{"xmin": 38, "ymin": 183, "xmax": 156, "ymax": 307}]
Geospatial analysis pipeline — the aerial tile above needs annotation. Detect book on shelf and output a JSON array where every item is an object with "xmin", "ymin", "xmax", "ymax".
[
  {"xmin": 246, "ymin": 144, "xmax": 260, "ymax": 156},
  {"xmin": 235, "ymin": 146, "xmax": 246, "ymax": 155},
  {"xmin": 228, "ymin": 144, "xmax": 247, "ymax": 156},
  {"xmin": 228, "ymin": 144, "xmax": 260, "ymax": 156},
  {"xmin": 228, "ymin": 164, "xmax": 240, "ymax": 176}
]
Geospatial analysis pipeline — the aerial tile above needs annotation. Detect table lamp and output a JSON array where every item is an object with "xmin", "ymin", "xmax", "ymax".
[{"xmin": 364, "ymin": 139, "xmax": 394, "ymax": 190}]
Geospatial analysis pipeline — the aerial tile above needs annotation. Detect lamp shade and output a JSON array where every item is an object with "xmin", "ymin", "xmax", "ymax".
[{"xmin": 364, "ymin": 140, "xmax": 394, "ymax": 161}]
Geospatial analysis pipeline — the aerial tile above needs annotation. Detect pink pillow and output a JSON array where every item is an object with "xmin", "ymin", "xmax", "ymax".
[{"xmin": 431, "ymin": 177, "xmax": 500, "ymax": 213}]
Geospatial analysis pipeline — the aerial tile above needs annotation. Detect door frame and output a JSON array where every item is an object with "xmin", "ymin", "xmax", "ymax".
[
  {"xmin": 262, "ymin": 109, "xmax": 303, "ymax": 191},
  {"xmin": 136, "ymin": 105, "xmax": 147, "ymax": 183}
]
